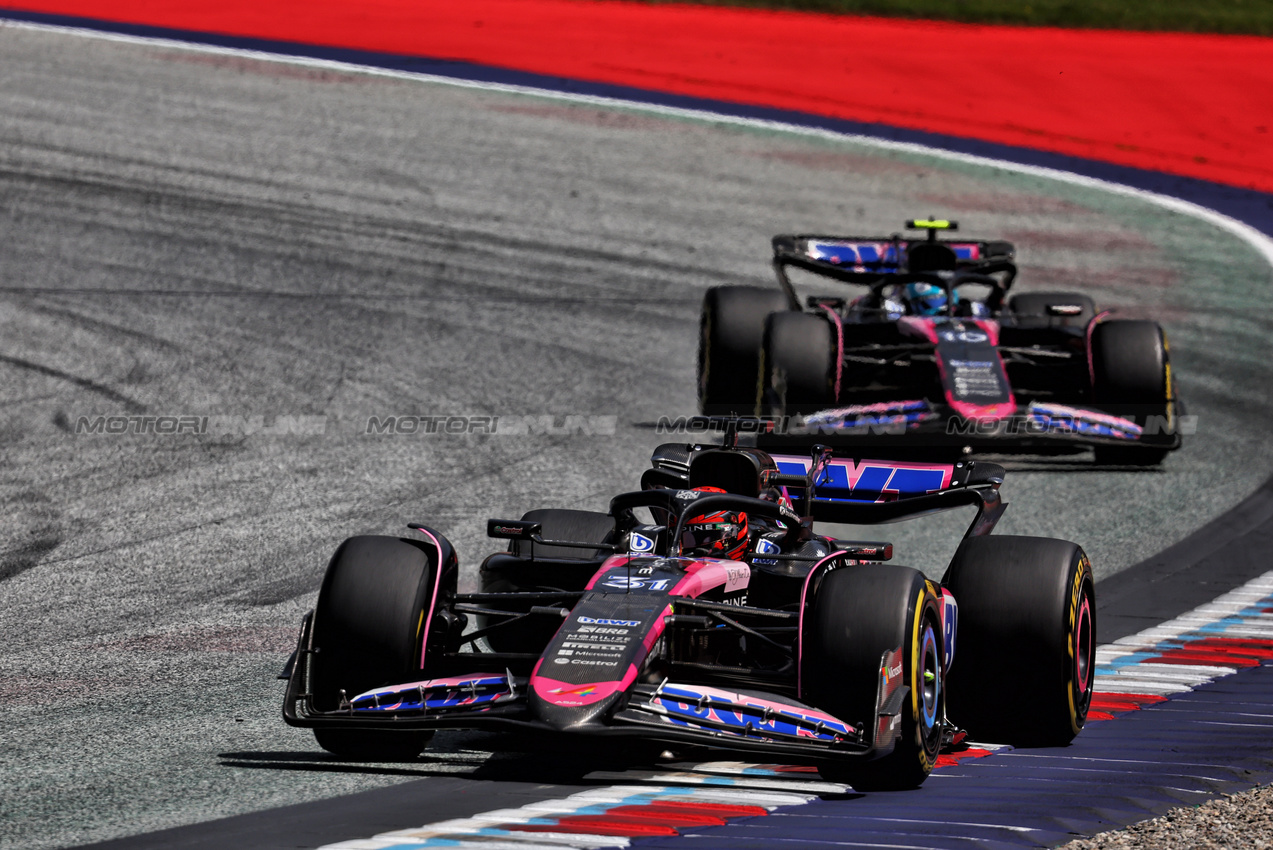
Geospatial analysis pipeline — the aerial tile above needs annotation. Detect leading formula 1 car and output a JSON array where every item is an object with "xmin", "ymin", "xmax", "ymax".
[
  {"xmin": 281, "ymin": 429, "xmax": 1095, "ymax": 789},
  {"xmin": 698, "ymin": 218, "xmax": 1182, "ymax": 464}
]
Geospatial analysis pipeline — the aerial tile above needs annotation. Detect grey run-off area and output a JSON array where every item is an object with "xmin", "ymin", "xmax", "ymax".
[{"xmin": 1, "ymin": 22, "xmax": 1271, "ymax": 849}]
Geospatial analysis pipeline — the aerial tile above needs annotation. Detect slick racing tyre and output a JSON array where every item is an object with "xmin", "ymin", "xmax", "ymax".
[
  {"xmin": 944, "ymin": 536, "xmax": 1095, "ymax": 747},
  {"xmin": 698, "ymin": 286, "xmax": 791, "ymax": 416},
  {"xmin": 1006, "ymin": 291, "xmax": 1096, "ymax": 326},
  {"xmin": 803, "ymin": 564, "xmax": 944, "ymax": 790},
  {"xmin": 309, "ymin": 535, "xmax": 446, "ymax": 760},
  {"xmin": 761, "ymin": 311, "xmax": 836, "ymax": 416},
  {"xmin": 1090, "ymin": 320, "xmax": 1173, "ymax": 465}
]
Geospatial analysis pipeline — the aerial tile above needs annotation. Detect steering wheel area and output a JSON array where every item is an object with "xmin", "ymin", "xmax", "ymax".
[
  {"xmin": 863, "ymin": 271, "xmax": 1006, "ymax": 317},
  {"xmin": 608, "ymin": 489, "xmax": 803, "ymax": 557}
]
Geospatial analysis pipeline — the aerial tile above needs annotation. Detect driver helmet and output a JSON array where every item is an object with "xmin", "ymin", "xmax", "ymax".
[
  {"xmin": 681, "ymin": 486, "xmax": 749, "ymax": 561},
  {"xmin": 904, "ymin": 282, "xmax": 955, "ymax": 316}
]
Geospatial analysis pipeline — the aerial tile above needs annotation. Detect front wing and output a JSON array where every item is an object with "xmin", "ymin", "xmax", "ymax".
[
  {"xmin": 282, "ymin": 614, "xmax": 910, "ymax": 763},
  {"xmin": 756, "ymin": 399, "xmax": 1184, "ymax": 455}
]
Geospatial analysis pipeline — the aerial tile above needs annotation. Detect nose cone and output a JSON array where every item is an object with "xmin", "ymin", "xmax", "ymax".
[
  {"xmin": 529, "ymin": 669, "xmax": 634, "ymax": 730},
  {"xmin": 527, "ymin": 591, "xmax": 671, "ymax": 730}
]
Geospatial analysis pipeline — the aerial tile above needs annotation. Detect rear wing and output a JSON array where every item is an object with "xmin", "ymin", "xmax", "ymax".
[
  {"xmin": 771, "ymin": 228, "xmax": 1018, "ymax": 312},
  {"xmin": 645, "ymin": 431, "xmax": 1006, "ymax": 536},
  {"xmin": 767, "ymin": 453, "xmax": 1005, "ymax": 535},
  {"xmin": 773, "ymin": 231, "xmax": 1015, "ymax": 275}
]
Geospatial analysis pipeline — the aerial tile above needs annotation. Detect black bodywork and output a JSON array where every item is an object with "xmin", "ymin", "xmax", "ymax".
[
  {"xmin": 281, "ymin": 437, "xmax": 1008, "ymax": 770},
  {"xmin": 703, "ymin": 221, "xmax": 1183, "ymax": 460}
]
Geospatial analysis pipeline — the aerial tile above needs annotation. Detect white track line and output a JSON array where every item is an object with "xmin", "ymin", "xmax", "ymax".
[{"xmin": 2, "ymin": 16, "xmax": 1272, "ymax": 273}]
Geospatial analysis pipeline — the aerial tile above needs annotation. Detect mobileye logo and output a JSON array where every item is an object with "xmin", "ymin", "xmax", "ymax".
[
  {"xmin": 578, "ymin": 617, "xmax": 641, "ymax": 627},
  {"xmin": 629, "ymin": 532, "xmax": 655, "ymax": 553}
]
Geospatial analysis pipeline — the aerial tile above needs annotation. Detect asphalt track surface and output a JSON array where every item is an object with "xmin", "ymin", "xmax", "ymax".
[
  {"xmin": 5, "ymin": 0, "xmax": 1273, "ymax": 193},
  {"xmin": 2, "ymin": 20, "xmax": 1273, "ymax": 850}
]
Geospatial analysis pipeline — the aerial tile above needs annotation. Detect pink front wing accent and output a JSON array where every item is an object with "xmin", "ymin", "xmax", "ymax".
[
  {"xmin": 946, "ymin": 396, "xmax": 1017, "ymax": 423},
  {"xmin": 532, "ymin": 667, "xmax": 639, "ymax": 707}
]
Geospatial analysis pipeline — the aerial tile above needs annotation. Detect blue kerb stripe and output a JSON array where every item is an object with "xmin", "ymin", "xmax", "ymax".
[{"xmin": 1098, "ymin": 598, "xmax": 1273, "ymax": 674}]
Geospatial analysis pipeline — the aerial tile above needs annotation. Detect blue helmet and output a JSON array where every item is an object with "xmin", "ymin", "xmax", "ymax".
[{"xmin": 904, "ymin": 282, "xmax": 954, "ymax": 316}]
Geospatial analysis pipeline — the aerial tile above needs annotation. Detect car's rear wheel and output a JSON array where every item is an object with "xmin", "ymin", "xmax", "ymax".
[
  {"xmin": 1090, "ymin": 320, "xmax": 1173, "ymax": 465},
  {"xmin": 944, "ymin": 535, "xmax": 1094, "ymax": 747},
  {"xmin": 803, "ymin": 564, "xmax": 944, "ymax": 790},
  {"xmin": 309, "ymin": 535, "xmax": 447, "ymax": 760},
  {"xmin": 698, "ymin": 286, "xmax": 792, "ymax": 416},
  {"xmin": 761, "ymin": 310, "xmax": 837, "ymax": 415},
  {"xmin": 1006, "ymin": 291, "xmax": 1096, "ymax": 326}
]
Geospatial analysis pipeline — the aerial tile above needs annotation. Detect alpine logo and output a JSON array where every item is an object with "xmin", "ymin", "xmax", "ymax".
[{"xmin": 629, "ymin": 532, "xmax": 655, "ymax": 553}]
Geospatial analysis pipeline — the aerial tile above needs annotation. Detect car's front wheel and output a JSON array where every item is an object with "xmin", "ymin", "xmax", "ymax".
[
  {"xmin": 803, "ymin": 564, "xmax": 944, "ymax": 790},
  {"xmin": 308, "ymin": 535, "xmax": 449, "ymax": 760}
]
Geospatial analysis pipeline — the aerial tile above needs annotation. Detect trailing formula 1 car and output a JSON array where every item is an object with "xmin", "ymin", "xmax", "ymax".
[
  {"xmin": 282, "ymin": 426, "xmax": 1095, "ymax": 790},
  {"xmin": 698, "ymin": 218, "xmax": 1182, "ymax": 464}
]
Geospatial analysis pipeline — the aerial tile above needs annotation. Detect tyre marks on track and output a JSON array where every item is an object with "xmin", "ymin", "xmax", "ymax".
[{"xmin": 312, "ymin": 567, "xmax": 1273, "ymax": 849}]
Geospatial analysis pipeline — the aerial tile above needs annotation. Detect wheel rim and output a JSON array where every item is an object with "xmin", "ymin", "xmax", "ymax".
[
  {"xmin": 919, "ymin": 623, "xmax": 941, "ymax": 731},
  {"xmin": 1074, "ymin": 591, "xmax": 1093, "ymax": 697}
]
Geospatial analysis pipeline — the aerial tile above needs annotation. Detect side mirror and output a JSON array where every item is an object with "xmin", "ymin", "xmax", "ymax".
[
  {"xmin": 487, "ymin": 519, "xmax": 542, "ymax": 541},
  {"xmin": 834, "ymin": 541, "xmax": 893, "ymax": 561}
]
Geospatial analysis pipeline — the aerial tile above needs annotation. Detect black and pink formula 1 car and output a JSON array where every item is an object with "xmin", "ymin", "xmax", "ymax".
[
  {"xmin": 282, "ymin": 433, "xmax": 1095, "ymax": 790},
  {"xmin": 698, "ymin": 219, "xmax": 1183, "ymax": 464}
]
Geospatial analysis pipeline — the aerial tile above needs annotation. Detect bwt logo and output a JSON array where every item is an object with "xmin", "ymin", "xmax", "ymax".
[{"xmin": 75, "ymin": 415, "xmax": 326, "ymax": 436}]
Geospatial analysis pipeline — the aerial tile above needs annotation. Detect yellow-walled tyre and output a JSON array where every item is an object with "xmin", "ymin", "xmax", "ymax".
[
  {"xmin": 804, "ymin": 564, "xmax": 944, "ymax": 790},
  {"xmin": 944, "ymin": 536, "xmax": 1095, "ymax": 746}
]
